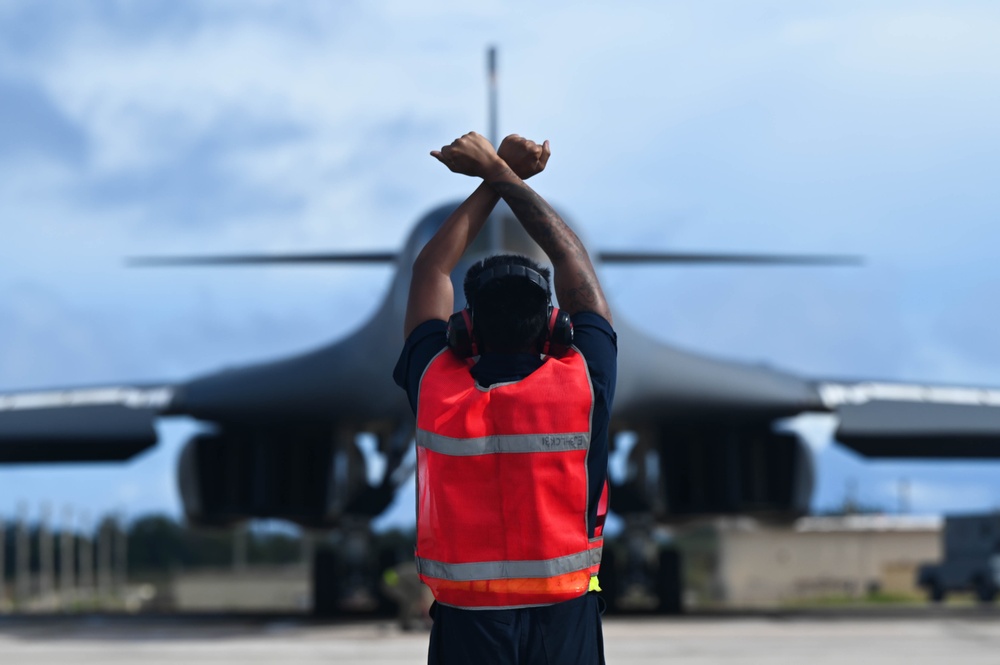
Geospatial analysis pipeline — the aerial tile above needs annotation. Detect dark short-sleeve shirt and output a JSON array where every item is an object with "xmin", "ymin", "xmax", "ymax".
[{"xmin": 393, "ymin": 312, "xmax": 617, "ymax": 538}]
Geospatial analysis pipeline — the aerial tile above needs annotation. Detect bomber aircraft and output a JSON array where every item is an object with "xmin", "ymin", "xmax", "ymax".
[
  {"xmin": 5, "ymin": 195, "xmax": 1000, "ymax": 612},
  {"xmin": 4, "ymin": 51, "xmax": 1000, "ymax": 613}
]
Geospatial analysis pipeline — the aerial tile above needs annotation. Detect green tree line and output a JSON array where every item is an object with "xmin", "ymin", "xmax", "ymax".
[{"xmin": 1, "ymin": 513, "xmax": 304, "ymax": 577}]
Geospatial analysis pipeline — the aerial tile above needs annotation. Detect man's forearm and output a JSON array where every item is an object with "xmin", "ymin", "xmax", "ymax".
[
  {"xmin": 489, "ymin": 180, "xmax": 582, "ymax": 263},
  {"xmin": 403, "ymin": 182, "xmax": 500, "ymax": 336},
  {"xmin": 413, "ymin": 182, "xmax": 499, "ymax": 273},
  {"xmin": 487, "ymin": 174, "xmax": 611, "ymax": 321}
]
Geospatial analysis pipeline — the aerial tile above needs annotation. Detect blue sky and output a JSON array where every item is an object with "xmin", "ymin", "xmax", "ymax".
[{"xmin": 2, "ymin": 0, "xmax": 1000, "ymax": 530}]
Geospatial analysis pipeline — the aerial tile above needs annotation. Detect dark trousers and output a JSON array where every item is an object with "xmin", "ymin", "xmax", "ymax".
[{"xmin": 427, "ymin": 592, "xmax": 605, "ymax": 665}]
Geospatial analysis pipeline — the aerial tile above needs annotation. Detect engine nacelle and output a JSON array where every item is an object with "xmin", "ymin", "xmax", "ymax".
[
  {"xmin": 614, "ymin": 422, "xmax": 814, "ymax": 523},
  {"xmin": 178, "ymin": 425, "xmax": 392, "ymax": 528}
]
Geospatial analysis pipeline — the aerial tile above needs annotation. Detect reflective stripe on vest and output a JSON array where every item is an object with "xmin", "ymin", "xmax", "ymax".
[
  {"xmin": 416, "ymin": 430, "xmax": 591, "ymax": 456},
  {"xmin": 415, "ymin": 347, "xmax": 598, "ymax": 609},
  {"xmin": 415, "ymin": 548, "xmax": 602, "ymax": 582},
  {"xmin": 587, "ymin": 480, "xmax": 610, "ymax": 582}
]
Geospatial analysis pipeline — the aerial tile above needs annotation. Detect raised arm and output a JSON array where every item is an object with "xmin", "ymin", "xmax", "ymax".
[
  {"xmin": 403, "ymin": 181, "xmax": 499, "ymax": 338},
  {"xmin": 404, "ymin": 132, "xmax": 551, "ymax": 337},
  {"xmin": 424, "ymin": 132, "xmax": 611, "ymax": 322},
  {"xmin": 488, "ymin": 135, "xmax": 612, "ymax": 323}
]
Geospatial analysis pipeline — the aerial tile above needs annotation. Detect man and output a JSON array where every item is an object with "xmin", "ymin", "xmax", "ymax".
[{"xmin": 393, "ymin": 131, "xmax": 617, "ymax": 664}]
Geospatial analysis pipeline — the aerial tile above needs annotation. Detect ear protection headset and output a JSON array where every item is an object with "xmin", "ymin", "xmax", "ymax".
[{"xmin": 447, "ymin": 263, "xmax": 574, "ymax": 358}]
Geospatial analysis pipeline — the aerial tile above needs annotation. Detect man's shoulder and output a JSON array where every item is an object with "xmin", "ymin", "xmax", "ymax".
[
  {"xmin": 405, "ymin": 319, "xmax": 450, "ymax": 351},
  {"xmin": 569, "ymin": 312, "xmax": 617, "ymax": 368},
  {"xmin": 570, "ymin": 311, "xmax": 615, "ymax": 334},
  {"xmin": 393, "ymin": 319, "xmax": 449, "ymax": 412}
]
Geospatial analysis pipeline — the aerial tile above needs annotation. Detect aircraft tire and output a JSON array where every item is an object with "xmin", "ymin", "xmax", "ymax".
[
  {"xmin": 598, "ymin": 545, "xmax": 618, "ymax": 613},
  {"xmin": 655, "ymin": 547, "xmax": 684, "ymax": 615},
  {"xmin": 375, "ymin": 545, "xmax": 403, "ymax": 617},
  {"xmin": 313, "ymin": 548, "xmax": 343, "ymax": 617},
  {"xmin": 974, "ymin": 580, "xmax": 997, "ymax": 604}
]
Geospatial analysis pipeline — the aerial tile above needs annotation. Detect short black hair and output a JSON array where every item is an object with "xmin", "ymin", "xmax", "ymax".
[{"xmin": 464, "ymin": 254, "xmax": 551, "ymax": 353}]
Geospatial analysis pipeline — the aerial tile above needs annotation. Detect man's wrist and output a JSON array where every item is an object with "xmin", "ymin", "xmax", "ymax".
[{"xmin": 481, "ymin": 159, "xmax": 517, "ymax": 184}]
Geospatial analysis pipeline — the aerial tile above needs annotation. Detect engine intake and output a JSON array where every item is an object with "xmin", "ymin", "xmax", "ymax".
[
  {"xmin": 616, "ymin": 423, "xmax": 814, "ymax": 522},
  {"xmin": 178, "ymin": 425, "xmax": 377, "ymax": 528}
]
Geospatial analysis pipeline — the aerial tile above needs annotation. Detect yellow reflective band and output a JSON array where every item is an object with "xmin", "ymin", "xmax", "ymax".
[{"xmin": 589, "ymin": 575, "xmax": 601, "ymax": 592}]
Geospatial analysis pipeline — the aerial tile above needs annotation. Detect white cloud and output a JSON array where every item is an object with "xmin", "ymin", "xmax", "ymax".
[{"xmin": 786, "ymin": 7, "xmax": 1000, "ymax": 79}]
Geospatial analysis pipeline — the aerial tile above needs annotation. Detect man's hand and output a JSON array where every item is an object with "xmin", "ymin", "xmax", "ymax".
[
  {"xmin": 498, "ymin": 134, "xmax": 550, "ymax": 180},
  {"xmin": 431, "ymin": 132, "xmax": 508, "ymax": 179}
]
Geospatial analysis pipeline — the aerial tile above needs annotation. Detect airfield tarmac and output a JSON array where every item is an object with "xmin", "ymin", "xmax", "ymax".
[{"xmin": 2, "ymin": 609, "xmax": 1000, "ymax": 664}]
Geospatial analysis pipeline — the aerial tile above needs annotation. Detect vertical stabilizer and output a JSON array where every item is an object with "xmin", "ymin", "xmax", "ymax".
[
  {"xmin": 486, "ymin": 46, "xmax": 503, "ymax": 253},
  {"xmin": 487, "ymin": 46, "xmax": 498, "ymax": 148}
]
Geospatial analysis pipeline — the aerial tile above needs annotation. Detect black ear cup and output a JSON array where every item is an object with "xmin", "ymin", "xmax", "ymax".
[
  {"xmin": 447, "ymin": 308, "xmax": 478, "ymax": 358},
  {"xmin": 541, "ymin": 307, "xmax": 574, "ymax": 357},
  {"xmin": 450, "ymin": 305, "xmax": 573, "ymax": 358}
]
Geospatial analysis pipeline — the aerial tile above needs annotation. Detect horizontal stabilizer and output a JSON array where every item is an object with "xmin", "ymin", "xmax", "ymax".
[
  {"xmin": 128, "ymin": 252, "xmax": 397, "ymax": 266},
  {"xmin": 597, "ymin": 251, "xmax": 862, "ymax": 266},
  {"xmin": 0, "ymin": 404, "xmax": 158, "ymax": 463},
  {"xmin": 835, "ymin": 400, "xmax": 1000, "ymax": 458}
]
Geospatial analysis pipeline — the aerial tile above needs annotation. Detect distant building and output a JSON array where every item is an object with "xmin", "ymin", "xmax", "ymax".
[
  {"xmin": 712, "ymin": 515, "xmax": 942, "ymax": 607},
  {"xmin": 171, "ymin": 566, "xmax": 311, "ymax": 612}
]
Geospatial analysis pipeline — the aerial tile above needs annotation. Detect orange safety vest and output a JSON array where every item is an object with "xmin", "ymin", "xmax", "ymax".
[{"xmin": 415, "ymin": 347, "xmax": 606, "ymax": 609}]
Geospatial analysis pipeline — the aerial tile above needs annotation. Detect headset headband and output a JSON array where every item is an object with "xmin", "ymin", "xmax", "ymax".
[
  {"xmin": 474, "ymin": 263, "xmax": 549, "ymax": 300},
  {"xmin": 449, "ymin": 262, "xmax": 572, "ymax": 358}
]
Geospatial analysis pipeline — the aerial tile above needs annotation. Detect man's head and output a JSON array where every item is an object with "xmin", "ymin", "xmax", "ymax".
[{"xmin": 464, "ymin": 254, "xmax": 552, "ymax": 354}]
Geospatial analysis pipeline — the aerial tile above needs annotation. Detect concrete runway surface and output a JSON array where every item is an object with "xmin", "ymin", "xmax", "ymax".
[{"xmin": 2, "ymin": 610, "xmax": 1000, "ymax": 664}]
